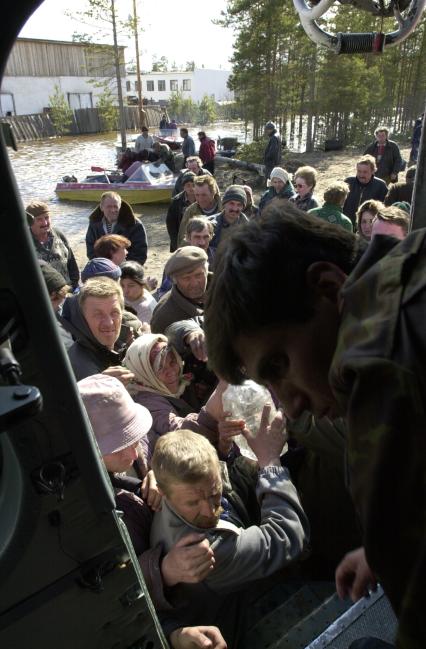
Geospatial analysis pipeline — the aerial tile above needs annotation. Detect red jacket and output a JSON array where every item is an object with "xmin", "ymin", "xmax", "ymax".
[{"xmin": 199, "ymin": 137, "xmax": 216, "ymax": 163}]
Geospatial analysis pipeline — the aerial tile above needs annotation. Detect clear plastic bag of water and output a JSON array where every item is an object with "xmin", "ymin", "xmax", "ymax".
[{"xmin": 222, "ymin": 380, "xmax": 277, "ymax": 460}]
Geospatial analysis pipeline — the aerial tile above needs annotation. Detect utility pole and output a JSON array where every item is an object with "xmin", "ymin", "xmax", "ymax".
[
  {"xmin": 111, "ymin": 0, "xmax": 127, "ymax": 151},
  {"xmin": 133, "ymin": 0, "xmax": 147, "ymax": 129}
]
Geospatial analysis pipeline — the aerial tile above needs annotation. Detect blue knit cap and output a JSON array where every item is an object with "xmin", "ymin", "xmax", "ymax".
[{"xmin": 81, "ymin": 257, "xmax": 121, "ymax": 282}]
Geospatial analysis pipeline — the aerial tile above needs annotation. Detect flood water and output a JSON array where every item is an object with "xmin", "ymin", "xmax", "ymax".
[{"xmin": 7, "ymin": 122, "xmax": 253, "ymax": 258}]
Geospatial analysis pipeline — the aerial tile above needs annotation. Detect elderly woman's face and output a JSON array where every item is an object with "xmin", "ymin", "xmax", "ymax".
[
  {"xmin": 294, "ymin": 177, "xmax": 312, "ymax": 198},
  {"xmin": 151, "ymin": 342, "xmax": 180, "ymax": 392}
]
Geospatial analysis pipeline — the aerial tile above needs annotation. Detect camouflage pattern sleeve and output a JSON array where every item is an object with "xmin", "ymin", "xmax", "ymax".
[{"xmin": 330, "ymin": 230, "xmax": 426, "ymax": 649}]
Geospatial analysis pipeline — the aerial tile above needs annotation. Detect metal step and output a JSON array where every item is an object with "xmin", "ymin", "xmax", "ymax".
[
  {"xmin": 244, "ymin": 582, "xmax": 349, "ymax": 649},
  {"xmin": 306, "ymin": 586, "xmax": 397, "ymax": 649}
]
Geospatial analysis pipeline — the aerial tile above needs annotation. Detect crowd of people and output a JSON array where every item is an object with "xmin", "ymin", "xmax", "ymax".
[{"xmin": 25, "ymin": 116, "xmax": 423, "ymax": 649}]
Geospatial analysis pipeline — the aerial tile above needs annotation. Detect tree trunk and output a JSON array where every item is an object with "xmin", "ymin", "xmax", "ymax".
[
  {"xmin": 111, "ymin": 0, "xmax": 127, "ymax": 150},
  {"xmin": 305, "ymin": 47, "xmax": 317, "ymax": 152}
]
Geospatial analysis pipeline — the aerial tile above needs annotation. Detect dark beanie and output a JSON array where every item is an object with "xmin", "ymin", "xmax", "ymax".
[
  {"xmin": 39, "ymin": 262, "xmax": 67, "ymax": 294},
  {"xmin": 181, "ymin": 171, "xmax": 196, "ymax": 186},
  {"xmin": 222, "ymin": 185, "xmax": 247, "ymax": 208},
  {"xmin": 82, "ymin": 257, "xmax": 121, "ymax": 282},
  {"xmin": 120, "ymin": 260, "xmax": 145, "ymax": 286}
]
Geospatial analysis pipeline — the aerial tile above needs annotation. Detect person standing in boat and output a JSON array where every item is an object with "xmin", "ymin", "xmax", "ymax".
[
  {"xmin": 134, "ymin": 126, "xmax": 154, "ymax": 155},
  {"xmin": 86, "ymin": 191, "xmax": 148, "ymax": 266}
]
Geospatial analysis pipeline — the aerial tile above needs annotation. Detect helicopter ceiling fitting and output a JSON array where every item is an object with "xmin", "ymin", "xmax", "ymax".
[{"xmin": 292, "ymin": 0, "xmax": 426, "ymax": 53}]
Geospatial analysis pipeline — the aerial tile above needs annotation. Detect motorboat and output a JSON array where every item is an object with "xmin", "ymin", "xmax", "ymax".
[
  {"xmin": 154, "ymin": 129, "xmax": 183, "ymax": 150},
  {"xmin": 55, "ymin": 162, "xmax": 176, "ymax": 205}
]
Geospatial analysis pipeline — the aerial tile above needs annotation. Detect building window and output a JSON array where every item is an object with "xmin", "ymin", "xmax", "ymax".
[
  {"xmin": 0, "ymin": 93, "xmax": 15, "ymax": 116},
  {"xmin": 182, "ymin": 79, "xmax": 191, "ymax": 91},
  {"xmin": 158, "ymin": 80, "xmax": 166, "ymax": 91},
  {"xmin": 146, "ymin": 80, "xmax": 154, "ymax": 92},
  {"xmin": 126, "ymin": 81, "xmax": 131, "ymax": 91},
  {"xmin": 68, "ymin": 93, "xmax": 93, "ymax": 109},
  {"xmin": 170, "ymin": 80, "xmax": 178, "ymax": 91}
]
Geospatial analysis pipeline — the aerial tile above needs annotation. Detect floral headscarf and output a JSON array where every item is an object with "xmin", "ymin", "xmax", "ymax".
[{"xmin": 124, "ymin": 333, "xmax": 189, "ymax": 398}]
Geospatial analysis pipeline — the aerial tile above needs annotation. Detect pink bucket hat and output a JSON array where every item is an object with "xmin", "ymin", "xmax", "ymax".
[{"xmin": 78, "ymin": 374, "xmax": 152, "ymax": 455}]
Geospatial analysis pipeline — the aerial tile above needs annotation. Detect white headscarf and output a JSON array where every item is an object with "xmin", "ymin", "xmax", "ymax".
[{"xmin": 124, "ymin": 333, "xmax": 188, "ymax": 398}]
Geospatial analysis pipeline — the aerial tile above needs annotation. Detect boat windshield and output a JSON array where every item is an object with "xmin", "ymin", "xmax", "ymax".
[{"xmin": 127, "ymin": 163, "xmax": 174, "ymax": 184}]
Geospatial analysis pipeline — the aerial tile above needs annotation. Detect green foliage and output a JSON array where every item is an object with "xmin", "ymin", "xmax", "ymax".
[
  {"xmin": 152, "ymin": 56, "xmax": 169, "ymax": 72},
  {"xmin": 215, "ymin": 102, "xmax": 242, "ymax": 120},
  {"xmin": 96, "ymin": 86, "xmax": 118, "ymax": 131},
  {"xmin": 236, "ymin": 139, "xmax": 266, "ymax": 163},
  {"xmin": 48, "ymin": 85, "xmax": 73, "ymax": 136},
  {"xmin": 221, "ymin": 0, "xmax": 426, "ymax": 148},
  {"xmin": 168, "ymin": 92, "xmax": 197, "ymax": 122},
  {"xmin": 198, "ymin": 94, "xmax": 217, "ymax": 125}
]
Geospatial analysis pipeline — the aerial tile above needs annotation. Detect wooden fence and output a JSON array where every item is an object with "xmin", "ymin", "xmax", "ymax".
[{"xmin": 0, "ymin": 105, "xmax": 163, "ymax": 142}]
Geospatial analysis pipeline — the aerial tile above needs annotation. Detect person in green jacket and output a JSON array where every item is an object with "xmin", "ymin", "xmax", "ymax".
[{"xmin": 309, "ymin": 181, "xmax": 353, "ymax": 232}]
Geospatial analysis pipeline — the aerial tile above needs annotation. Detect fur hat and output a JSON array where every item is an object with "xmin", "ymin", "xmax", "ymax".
[
  {"xmin": 82, "ymin": 257, "xmax": 121, "ymax": 282},
  {"xmin": 78, "ymin": 374, "xmax": 152, "ymax": 456},
  {"xmin": 270, "ymin": 167, "xmax": 289, "ymax": 185},
  {"xmin": 164, "ymin": 246, "xmax": 208, "ymax": 278},
  {"xmin": 222, "ymin": 185, "xmax": 247, "ymax": 208}
]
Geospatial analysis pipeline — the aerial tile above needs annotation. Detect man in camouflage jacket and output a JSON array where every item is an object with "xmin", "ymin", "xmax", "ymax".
[{"xmin": 204, "ymin": 203, "xmax": 426, "ymax": 649}]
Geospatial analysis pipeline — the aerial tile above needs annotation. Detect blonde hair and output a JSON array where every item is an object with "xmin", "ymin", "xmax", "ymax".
[
  {"xmin": 375, "ymin": 125, "xmax": 389, "ymax": 136},
  {"xmin": 186, "ymin": 156, "xmax": 203, "ymax": 167},
  {"xmin": 294, "ymin": 166, "xmax": 318, "ymax": 189},
  {"xmin": 357, "ymin": 155, "xmax": 377, "ymax": 173},
  {"xmin": 194, "ymin": 174, "xmax": 219, "ymax": 197},
  {"xmin": 375, "ymin": 205, "xmax": 409, "ymax": 235},
  {"xmin": 323, "ymin": 181, "xmax": 349, "ymax": 205},
  {"xmin": 152, "ymin": 430, "xmax": 220, "ymax": 496},
  {"xmin": 79, "ymin": 277, "xmax": 124, "ymax": 309},
  {"xmin": 100, "ymin": 191, "xmax": 122, "ymax": 205}
]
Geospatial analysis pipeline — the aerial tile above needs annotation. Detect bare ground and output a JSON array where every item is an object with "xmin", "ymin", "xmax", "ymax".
[{"xmin": 73, "ymin": 145, "xmax": 411, "ymax": 283}]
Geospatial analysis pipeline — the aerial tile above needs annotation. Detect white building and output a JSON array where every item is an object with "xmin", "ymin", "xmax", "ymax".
[
  {"xmin": 126, "ymin": 68, "xmax": 233, "ymax": 105},
  {"xmin": 1, "ymin": 38, "xmax": 126, "ymax": 116}
]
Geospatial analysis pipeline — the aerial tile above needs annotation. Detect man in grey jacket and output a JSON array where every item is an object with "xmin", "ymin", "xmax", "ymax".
[
  {"xmin": 61, "ymin": 277, "xmax": 133, "ymax": 382},
  {"xmin": 150, "ymin": 425, "xmax": 308, "ymax": 644}
]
